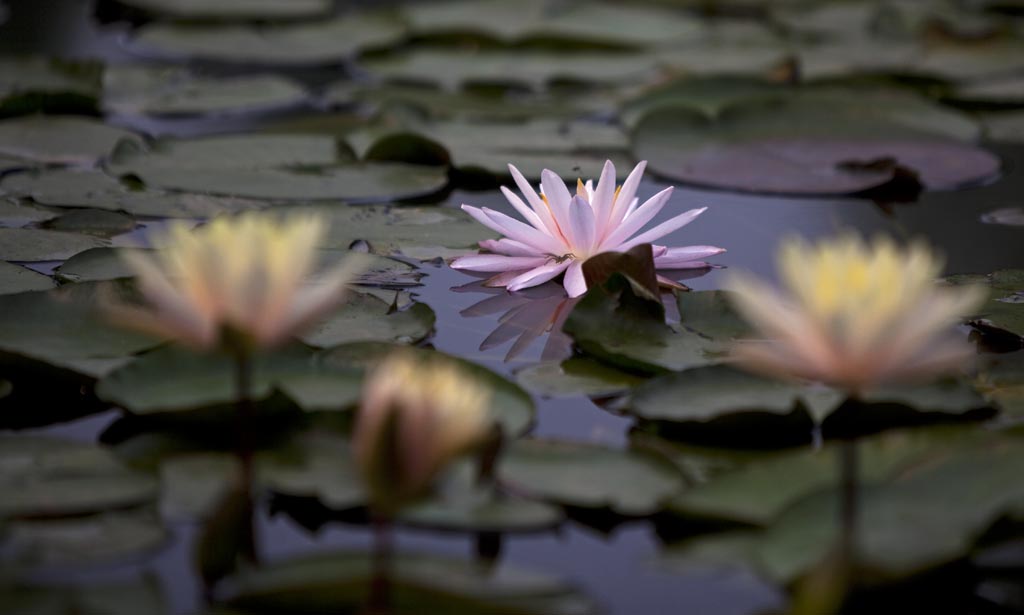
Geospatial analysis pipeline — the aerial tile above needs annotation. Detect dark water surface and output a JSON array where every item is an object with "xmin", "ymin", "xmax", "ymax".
[{"xmin": 4, "ymin": 1, "xmax": 1024, "ymax": 614}]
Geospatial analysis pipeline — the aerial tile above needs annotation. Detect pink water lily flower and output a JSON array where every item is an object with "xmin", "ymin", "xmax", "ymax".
[{"xmin": 450, "ymin": 160, "xmax": 725, "ymax": 297}]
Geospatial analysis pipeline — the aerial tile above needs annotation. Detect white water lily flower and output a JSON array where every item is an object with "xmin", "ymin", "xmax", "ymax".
[
  {"xmin": 729, "ymin": 235, "xmax": 987, "ymax": 393},
  {"xmin": 353, "ymin": 352, "xmax": 491, "ymax": 513},
  {"xmin": 108, "ymin": 213, "xmax": 364, "ymax": 350},
  {"xmin": 450, "ymin": 160, "xmax": 725, "ymax": 297}
]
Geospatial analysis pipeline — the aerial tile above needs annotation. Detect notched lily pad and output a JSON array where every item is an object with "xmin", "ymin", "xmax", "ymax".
[
  {"xmin": 515, "ymin": 357, "xmax": 645, "ymax": 398},
  {"xmin": 401, "ymin": 486, "xmax": 563, "ymax": 533},
  {"xmin": 0, "ymin": 260, "xmax": 54, "ymax": 294},
  {"xmin": 298, "ymin": 291, "xmax": 435, "ymax": 348},
  {"xmin": 0, "ymin": 115, "xmax": 140, "ymax": 170},
  {"xmin": 0, "ymin": 227, "xmax": 109, "ymax": 261},
  {"xmin": 498, "ymin": 438, "xmax": 684, "ymax": 516}
]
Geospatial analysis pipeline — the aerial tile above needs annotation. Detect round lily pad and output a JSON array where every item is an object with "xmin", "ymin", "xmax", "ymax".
[
  {"xmin": 298, "ymin": 291, "xmax": 435, "ymax": 348},
  {"xmin": 0, "ymin": 260, "xmax": 54, "ymax": 294},
  {"xmin": 498, "ymin": 438, "xmax": 684, "ymax": 516},
  {"xmin": 0, "ymin": 436, "xmax": 158, "ymax": 518},
  {"xmin": 3, "ymin": 509, "xmax": 167, "ymax": 567},
  {"xmin": 43, "ymin": 208, "xmax": 136, "ymax": 237},
  {"xmin": 130, "ymin": 14, "xmax": 406, "ymax": 66},
  {"xmin": 114, "ymin": 0, "xmax": 332, "ymax": 20},
  {"xmin": 319, "ymin": 342, "xmax": 536, "ymax": 436},
  {"xmin": 0, "ymin": 227, "xmax": 108, "ymax": 261},
  {"xmin": 259, "ymin": 432, "xmax": 364, "ymax": 511},
  {"xmin": 515, "ymin": 358, "xmax": 645, "ymax": 398},
  {"xmin": 400, "ymin": 487, "xmax": 563, "ymax": 533},
  {"xmin": 104, "ymin": 67, "xmax": 309, "ymax": 117},
  {"xmin": 222, "ymin": 550, "xmax": 597, "ymax": 615},
  {"xmin": 0, "ymin": 56, "xmax": 101, "ymax": 118},
  {"xmin": 0, "ymin": 115, "xmax": 140, "ymax": 169},
  {"xmin": 632, "ymin": 95, "xmax": 1000, "ymax": 195}
]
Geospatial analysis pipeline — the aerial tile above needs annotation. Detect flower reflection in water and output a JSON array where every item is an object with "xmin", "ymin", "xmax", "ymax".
[{"xmin": 453, "ymin": 267, "xmax": 714, "ymax": 363}]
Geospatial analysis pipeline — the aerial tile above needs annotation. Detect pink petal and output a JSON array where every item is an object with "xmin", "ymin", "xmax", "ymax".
[
  {"xmin": 563, "ymin": 260, "xmax": 587, "ymax": 297},
  {"xmin": 506, "ymin": 260, "xmax": 571, "ymax": 292},
  {"xmin": 618, "ymin": 206, "xmax": 706, "ymax": 252},
  {"xmin": 478, "ymin": 238, "xmax": 541, "ymax": 256},
  {"xmin": 500, "ymin": 186, "xmax": 545, "ymax": 230},
  {"xmin": 540, "ymin": 169, "xmax": 573, "ymax": 240},
  {"xmin": 450, "ymin": 254, "xmax": 550, "ymax": 272},
  {"xmin": 592, "ymin": 159, "xmax": 616, "ymax": 229},
  {"xmin": 606, "ymin": 160, "xmax": 647, "ymax": 233},
  {"xmin": 599, "ymin": 186, "xmax": 674, "ymax": 250},
  {"xmin": 653, "ymin": 245, "xmax": 726, "ymax": 268},
  {"xmin": 509, "ymin": 164, "xmax": 559, "ymax": 233},
  {"xmin": 462, "ymin": 204, "xmax": 562, "ymax": 254},
  {"xmin": 568, "ymin": 195, "xmax": 596, "ymax": 254}
]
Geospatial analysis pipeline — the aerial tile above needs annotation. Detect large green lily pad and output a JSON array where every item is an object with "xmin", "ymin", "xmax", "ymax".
[
  {"xmin": 115, "ymin": 0, "xmax": 332, "ymax": 20},
  {"xmin": 106, "ymin": 136, "xmax": 447, "ymax": 201},
  {"xmin": 130, "ymin": 14, "xmax": 406, "ymax": 65},
  {"xmin": 298, "ymin": 291, "xmax": 435, "ymax": 348},
  {"xmin": 943, "ymin": 269, "xmax": 1024, "ymax": 342},
  {"xmin": 498, "ymin": 438, "xmax": 683, "ymax": 516},
  {"xmin": 3, "ymin": 508, "xmax": 167, "ymax": 567},
  {"xmin": 258, "ymin": 431, "xmax": 364, "ymax": 510},
  {"xmin": 0, "ymin": 167, "xmax": 267, "ymax": 217},
  {"xmin": 1, "ymin": 579, "xmax": 166, "ymax": 615},
  {"xmin": 0, "ymin": 116, "xmax": 140, "ymax": 169},
  {"xmin": 515, "ymin": 357, "xmax": 645, "ymax": 398},
  {"xmin": 0, "ymin": 260, "xmax": 54, "ymax": 294},
  {"xmin": 43, "ymin": 208, "xmax": 136, "ymax": 238},
  {"xmin": 0, "ymin": 197, "xmax": 57, "ymax": 226},
  {"xmin": 104, "ymin": 67, "xmax": 309, "ymax": 117},
  {"xmin": 400, "ymin": 486, "xmax": 564, "ymax": 533},
  {"xmin": 320, "ymin": 342, "xmax": 536, "ymax": 436},
  {"xmin": 222, "ymin": 550, "xmax": 597, "ymax": 615},
  {"xmin": 632, "ymin": 93, "xmax": 999, "ymax": 195},
  {"xmin": 0, "ymin": 56, "xmax": 101, "ymax": 118},
  {"xmin": 95, "ymin": 345, "xmax": 363, "ymax": 417},
  {"xmin": 0, "ymin": 436, "xmax": 158, "ymax": 519},
  {"xmin": 0, "ymin": 227, "xmax": 108, "ymax": 261}
]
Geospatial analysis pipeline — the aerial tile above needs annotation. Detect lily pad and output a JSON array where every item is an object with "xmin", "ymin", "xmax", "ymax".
[
  {"xmin": 298, "ymin": 291, "xmax": 435, "ymax": 348},
  {"xmin": 975, "ymin": 350, "xmax": 1024, "ymax": 417},
  {"xmin": 3, "ymin": 508, "xmax": 167, "ymax": 567},
  {"xmin": 115, "ymin": 0, "xmax": 332, "ymax": 20},
  {"xmin": 0, "ymin": 56, "xmax": 101, "ymax": 118},
  {"xmin": 221, "ymin": 550, "xmax": 597, "ymax": 615},
  {"xmin": 259, "ymin": 431, "xmax": 364, "ymax": 510},
  {"xmin": 0, "ymin": 227, "xmax": 108, "ymax": 261},
  {"xmin": 0, "ymin": 167, "xmax": 267, "ymax": 217},
  {"xmin": 320, "ymin": 342, "xmax": 536, "ymax": 436},
  {"xmin": 0, "ymin": 197, "xmax": 57, "ymax": 226},
  {"xmin": 95, "ymin": 345, "xmax": 362, "ymax": 417},
  {"xmin": 106, "ymin": 136, "xmax": 447, "ymax": 202},
  {"xmin": 515, "ymin": 358, "xmax": 645, "ymax": 398},
  {"xmin": 982, "ymin": 110, "xmax": 1024, "ymax": 142},
  {"xmin": 632, "ymin": 94, "xmax": 999, "ymax": 195},
  {"xmin": 0, "ymin": 281, "xmax": 160, "ymax": 370},
  {"xmin": 401, "ymin": 487, "xmax": 563, "ymax": 533},
  {"xmin": 498, "ymin": 438, "xmax": 683, "ymax": 516},
  {"xmin": 158, "ymin": 453, "xmax": 239, "ymax": 521},
  {"xmin": 0, "ymin": 436, "xmax": 158, "ymax": 519},
  {"xmin": 104, "ymin": 67, "xmax": 309, "ymax": 117},
  {"xmin": 130, "ymin": 14, "xmax": 406, "ymax": 65},
  {"xmin": 0, "ymin": 260, "xmax": 54, "ymax": 294},
  {"xmin": 0, "ymin": 579, "xmax": 166, "ymax": 615},
  {"xmin": 0, "ymin": 116, "xmax": 140, "ymax": 169},
  {"xmin": 43, "ymin": 208, "xmax": 136, "ymax": 237},
  {"xmin": 944, "ymin": 269, "xmax": 1024, "ymax": 342},
  {"xmin": 362, "ymin": 49, "xmax": 664, "ymax": 91}
]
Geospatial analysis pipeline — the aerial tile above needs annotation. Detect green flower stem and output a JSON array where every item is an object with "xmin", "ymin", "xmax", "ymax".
[
  {"xmin": 233, "ymin": 347, "xmax": 258, "ymax": 566},
  {"xmin": 368, "ymin": 514, "xmax": 394, "ymax": 615}
]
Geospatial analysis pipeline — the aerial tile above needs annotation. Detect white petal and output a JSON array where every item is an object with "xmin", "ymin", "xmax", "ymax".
[
  {"xmin": 618, "ymin": 206, "xmax": 706, "ymax": 252},
  {"xmin": 509, "ymin": 164, "xmax": 559, "ymax": 233},
  {"xmin": 599, "ymin": 187, "xmax": 674, "ymax": 250},
  {"xmin": 563, "ymin": 260, "xmax": 587, "ymax": 297},
  {"xmin": 450, "ymin": 254, "xmax": 550, "ymax": 272},
  {"xmin": 506, "ymin": 260, "xmax": 571, "ymax": 292},
  {"xmin": 606, "ymin": 160, "xmax": 646, "ymax": 233},
  {"xmin": 540, "ymin": 169, "xmax": 573, "ymax": 240}
]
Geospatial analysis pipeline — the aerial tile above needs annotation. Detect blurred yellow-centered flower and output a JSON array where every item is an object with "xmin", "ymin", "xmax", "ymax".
[
  {"xmin": 108, "ymin": 213, "xmax": 364, "ymax": 350},
  {"xmin": 353, "ymin": 352, "xmax": 492, "ymax": 514},
  {"xmin": 728, "ymin": 235, "xmax": 986, "ymax": 393}
]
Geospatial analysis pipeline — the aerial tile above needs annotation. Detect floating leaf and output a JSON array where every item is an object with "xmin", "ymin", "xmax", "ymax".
[
  {"xmin": 976, "ymin": 350, "xmax": 1024, "ymax": 417},
  {"xmin": 944, "ymin": 269, "xmax": 1024, "ymax": 342},
  {"xmin": 258, "ymin": 431, "xmax": 364, "ymax": 510},
  {"xmin": 632, "ymin": 94, "xmax": 998, "ymax": 195},
  {"xmin": 363, "ymin": 49, "xmax": 664, "ymax": 91},
  {"xmin": 320, "ymin": 342, "xmax": 536, "ymax": 436},
  {"xmin": 43, "ymin": 208, "xmax": 136, "ymax": 238},
  {"xmin": 115, "ymin": 0, "xmax": 332, "ymax": 20},
  {"xmin": 130, "ymin": 14, "xmax": 406, "ymax": 65},
  {"xmin": 0, "ymin": 197, "xmax": 57, "ymax": 226},
  {"xmin": 106, "ymin": 136, "xmax": 447, "ymax": 201},
  {"xmin": 498, "ymin": 438, "xmax": 683, "ymax": 516},
  {"xmin": 95, "ymin": 345, "xmax": 361, "ymax": 417},
  {"xmin": 0, "ymin": 56, "xmax": 100, "ymax": 118},
  {"xmin": 4, "ymin": 508, "xmax": 166, "ymax": 567},
  {"xmin": 0, "ymin": 116, "xmax": 140, "ymax": 169},
  {"xmin": 0, "ymin": 227, "xmax": 108, "ymax": 261},
  {"xmin": 298, "ymin": 291, "xmax": 435, "ymax": 348},
  {"xmin": 401, "ymin": 487, "xmax": 563, "ymax": 533},
  {"xmin": 515, "ymin": 357, "xmax": 645, "ymax": 398},
  {"xmin": 982, "ymin": 110, "xmax": 1024, "ymax": 142},
  {"xmin": 0, "ymin": 579, "xmax": 166, "ymax": 615},
  {"xmin": 104, "ymin": 67, "xmax": 309, "ymax": 117},
  {"xmin": 0, "ymin": 436, "xmax": 158, "ymax": 519},
  {"xmin": 158, "ymin": 453, "xmax": 239, "ymax": 521},
  {"xmin": 222, "ymin": 550, "xmax": 597, "ymax": 615},
  {"xmin": 0, "ymin": 261, "xmax": 54, "ymax": 294}
]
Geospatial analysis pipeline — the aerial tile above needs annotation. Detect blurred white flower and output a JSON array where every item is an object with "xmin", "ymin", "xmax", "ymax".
[
  {"xmin": 108, "ymin": 213, "xmax": 363, "ymax": 350},
  {"xmin": 729, "ymin": 235, "xmax": 986, "ymax": 392},
  {"xmin": 451, "ymin": 160, "xmax": 724, "ymax": 297}
]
